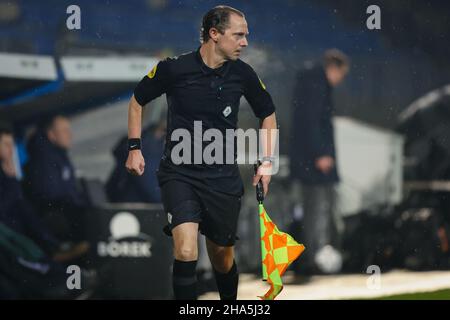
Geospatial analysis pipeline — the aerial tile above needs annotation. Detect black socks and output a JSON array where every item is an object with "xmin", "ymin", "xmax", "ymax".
[
  {"xmin": 213, "ymin": 260, "xmax": 239, "ymax": 300},
  {"xmin": 173, "ymin": 259, "xmax": 239, "ymax": 300},
  {"xmin": 173, "ymin": 259, "xmax": 198, "ymax": 300}
]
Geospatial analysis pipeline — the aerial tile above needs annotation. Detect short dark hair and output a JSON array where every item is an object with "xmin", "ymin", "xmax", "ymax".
[
  {"xmin": 39, "ymin": 115, "xmax": 67, "ymax": 133},
  {"xmin": 0, "ymin": 125, "xmax": 13, "ymax": 142},
  {"xmin": 323, "ymin": 49, "xmax": 350, "ymax": 69},
  {"xmin": 200, "ymin": 5, "xmax": 245, "ymax": 43}
]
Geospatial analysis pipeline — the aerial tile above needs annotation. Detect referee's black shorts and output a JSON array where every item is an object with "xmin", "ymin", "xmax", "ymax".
[{"xmin": 160, "ymin": 179, "xmax": 241, "ymax": 247}]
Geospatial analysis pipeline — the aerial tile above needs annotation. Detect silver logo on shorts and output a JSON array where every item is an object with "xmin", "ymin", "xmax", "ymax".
[{"xmin": 167, "ymin": 212, "xmax": 172, "ymax": 224}]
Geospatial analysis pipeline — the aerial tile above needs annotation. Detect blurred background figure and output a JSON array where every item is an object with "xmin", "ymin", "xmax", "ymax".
[
  {"xmin": 23, "ymin": 115, "xmax": 88, "ymax": 243},
  {"xmin": 0, "ymin": 125, "xmax": 60, "ymax": 254},
  {"xmin": 290, "ymin": 49, "xmax": 350, "ymax": 275},
  {"xmin": 0, "ymin": 125, "xmax": 96, "ymax": 299},
  {"xmin": 106, "ymin": 119, "xmax": 166, "ymax": 203}
]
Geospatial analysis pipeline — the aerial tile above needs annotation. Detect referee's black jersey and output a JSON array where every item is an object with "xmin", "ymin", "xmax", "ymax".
[{"xmin": 133, "ymin": 47, "xmax": 276, "ymax": 196}]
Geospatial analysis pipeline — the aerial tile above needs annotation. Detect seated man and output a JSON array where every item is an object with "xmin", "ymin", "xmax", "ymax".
[
  {"xmin": 106, "ymin": 120, "xmax": 165, "ymax": 203},
  {"xmin": 0, "ymin": 126, "xmax": 59, "ymax": 254},
  {"xmin": 24, "ymin": 116, "xmax": 88, "ymax": 242}
]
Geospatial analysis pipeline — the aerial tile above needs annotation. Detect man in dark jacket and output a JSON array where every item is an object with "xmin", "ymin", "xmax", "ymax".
[
  {"xmin": 24, "ymin": 116, "xmax": 87, "ymax": 242},
  {"xmin": 0, "ymin": 127, "xmax": 60, "ymax": 253},
  {"xmin": 290, "ymin": 49, "xmax": 349, "ymax": 274}
]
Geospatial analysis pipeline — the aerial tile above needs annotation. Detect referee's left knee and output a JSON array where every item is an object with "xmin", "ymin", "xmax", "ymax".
[{"xmin": 207, "ymin": 244, "xmax": 234, "ymax": 273}]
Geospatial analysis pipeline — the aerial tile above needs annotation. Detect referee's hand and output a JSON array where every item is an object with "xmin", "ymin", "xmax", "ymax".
[
  {"xmin": 252, "ymin": 161, "xmax": 272, "ymax": 197},
  {"xmin": 125, "ymin": 150, "xmax": 145, "ymax": 176}
]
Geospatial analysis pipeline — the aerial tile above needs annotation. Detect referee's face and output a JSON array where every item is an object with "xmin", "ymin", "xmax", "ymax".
[{"xmin": 218, "ymin": 13, "xmax": 249, "ymax": 61}]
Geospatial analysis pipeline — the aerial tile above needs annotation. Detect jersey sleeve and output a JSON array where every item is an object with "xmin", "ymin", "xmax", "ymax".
[
  {"xmin": 133, "ymin": 59, "xmax": 172, "ymax": 106},
  {"xmin": 243, "ymin": 65, "xmax": 276, "ymax": 119}
]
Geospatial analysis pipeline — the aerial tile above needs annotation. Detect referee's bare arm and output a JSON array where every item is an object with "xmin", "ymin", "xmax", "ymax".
[
  {"xmin": 125, "ymin": 95, "xmax": 145, "ymax": 176},
  {"xmin": 253, "ymin": 112, "xmax": 277, "ymax": 196}
]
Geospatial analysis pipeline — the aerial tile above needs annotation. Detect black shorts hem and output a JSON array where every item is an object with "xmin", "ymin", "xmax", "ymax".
[
  {"xmin": 201, "ymin": 229, "xmax": 239, "ymax": 247},
  {"xmin": 163, "ymin": 217, "xmax": 202, "ymax": 237}
]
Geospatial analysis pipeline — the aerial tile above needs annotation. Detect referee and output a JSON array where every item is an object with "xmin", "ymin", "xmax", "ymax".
[{"xmin": 126, "ymin": 5, "xmax": 277, "ymax": 300}]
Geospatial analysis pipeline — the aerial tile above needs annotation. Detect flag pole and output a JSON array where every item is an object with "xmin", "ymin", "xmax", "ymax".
[{"xmin": 254, "ymin": 161, "xmax": 266, "ymax": 281}]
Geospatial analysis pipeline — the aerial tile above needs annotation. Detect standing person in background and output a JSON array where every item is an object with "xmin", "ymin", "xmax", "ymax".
[{"xmin": 290, "ymin": 49, "xmax": 350, "ymax": 275}]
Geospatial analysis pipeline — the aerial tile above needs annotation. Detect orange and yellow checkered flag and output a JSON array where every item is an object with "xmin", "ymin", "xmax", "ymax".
[
  {"xmin": 254, "ymin": 162, "xmax": 305, "ymax": 300},
  {"xmin": 258, "ymin": 203, "xmax": 305, "ymax": 300}
]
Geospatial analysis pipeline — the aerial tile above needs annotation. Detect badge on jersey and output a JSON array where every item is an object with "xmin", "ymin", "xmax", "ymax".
[
  {"xmin": 258, "ymin": 77, "xmax": 266, "ymax": 90},
  {"xmin": 147, "ymin": 63, "xmax": 158, "ymax": 79},
  {"xmin": 223, "ymin": 105, "xmax": 232, "ymax": 117}
]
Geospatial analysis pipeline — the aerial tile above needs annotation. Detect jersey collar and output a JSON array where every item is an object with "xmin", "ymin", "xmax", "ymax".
[{"xmin": 195, "ymin": 46, "xmax": 231, "ymax": 78}]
